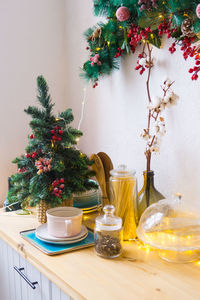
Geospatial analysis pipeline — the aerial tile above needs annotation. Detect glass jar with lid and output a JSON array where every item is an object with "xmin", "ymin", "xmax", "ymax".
[
  {"xmin": 110, "ymin": 165, "xmax": 137, "ymax": 240},
  {"xmin": 94, "ymin": 205, "xmax": 123, "ymax": 258}
]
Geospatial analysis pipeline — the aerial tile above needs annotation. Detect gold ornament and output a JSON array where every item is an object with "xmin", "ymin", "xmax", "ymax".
[{"xmin": 88, "ymin": 27, "xmax": 102, "ymax": 41}]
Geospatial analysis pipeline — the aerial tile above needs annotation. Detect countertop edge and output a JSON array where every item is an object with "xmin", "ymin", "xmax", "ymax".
[{"xmin": 0, "ymin": 227, "xmax": 86, "ymax": 300}]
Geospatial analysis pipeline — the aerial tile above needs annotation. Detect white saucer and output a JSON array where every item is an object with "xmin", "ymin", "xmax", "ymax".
[
  {"xmin": 36, "ymin": 231, "xmax": 88, "ymax": 245},
  {"xmin": 36, "ymin": 224, "xmax": 88, "ymax": 242}
]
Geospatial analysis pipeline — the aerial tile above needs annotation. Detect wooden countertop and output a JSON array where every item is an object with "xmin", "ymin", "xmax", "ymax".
[{"xmin": 0, "ymin": 211, "xmax": 200, "ymax": 300}]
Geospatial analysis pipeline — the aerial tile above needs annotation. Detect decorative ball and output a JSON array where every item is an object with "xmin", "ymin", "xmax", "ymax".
[
  {"xmin": 116, "ymin": 6, "xmax": 130, "ymax": 22},
  {"xmin": 196, "ymin": 4, "xmax": 200, "ymax": 19}
]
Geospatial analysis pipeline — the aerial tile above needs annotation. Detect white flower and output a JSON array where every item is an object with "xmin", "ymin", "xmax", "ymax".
[
  {"xmin": 151, "ymin": 146, "xmax": 160, "ymax": 153},
  {"xmin": 150, "ymin": 96, "xmax": 162, "ymax": 109},
  {"xmin": 139, "ymin": 58, "xmax": 146, "ymax": 66},
  {"xmin": 153, "ymin": 119, "xmax": 166, "ymax": 137},
  {"xmin": 164, "ymin": 91, "xmax": 179, "ymax": 107},
  {"xmin": 159, "ymin": 102, "xmax": 166, "ymax": 111},
  {"xmin": 141, "ymin": 129, "xmax": 151, "ymax": 141}
]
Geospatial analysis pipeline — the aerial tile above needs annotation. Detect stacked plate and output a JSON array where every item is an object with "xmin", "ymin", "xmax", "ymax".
[
  {"xmin": 73, "ymin": 182, "xmax": 102, "ymax": 213},
  {"xmin": 36, "ymin": 224, "xmax": 88, "ymax": 245}
]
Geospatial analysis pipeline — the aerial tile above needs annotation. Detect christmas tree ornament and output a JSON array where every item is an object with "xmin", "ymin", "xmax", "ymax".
[
  {"xmin": 138, "ymin": 0, "xmax": 158, "ymax": 12},
  {"xmin": 196, "ymin": 4, "xmax": 200, "ymax": 19},
  {"xmin": 116, "ymin": 6, "xmax": 130, "ymax": 22},
  {"xmin": 181, "ymin": 18, "xmax": 195, "ymax": 37},
  {"xmin": 89, "ymin": 54, "xmax": 101, "ymax": 66},
  {"xmin": 88, "ymin": 27, "xmax": 102, "ymax": 41}
]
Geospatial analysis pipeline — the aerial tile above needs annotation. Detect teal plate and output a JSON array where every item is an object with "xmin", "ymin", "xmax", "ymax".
[{"xmin": 20, "ymin": 229, "xmax": 94, "ymax": 255}]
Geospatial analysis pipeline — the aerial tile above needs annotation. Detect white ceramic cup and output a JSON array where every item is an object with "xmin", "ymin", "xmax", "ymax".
[{"xmin": 46, "ymin": 207, "xmax": 83, "ymax": 238}]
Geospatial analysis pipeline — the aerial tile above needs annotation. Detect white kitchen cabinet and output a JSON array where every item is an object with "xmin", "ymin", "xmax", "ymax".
[{"xmin": 0, "ymin": 238, "xmax": 71, "ymax": 300}]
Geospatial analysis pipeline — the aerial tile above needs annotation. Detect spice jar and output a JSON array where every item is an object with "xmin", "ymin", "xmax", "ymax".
[
  {"xmin": 110, "ymin": 165, "xmax": 137, "ymax": 240},
  {"xmin": 94, "ymin": 205, "xmax": 123, "ymax": 259}
]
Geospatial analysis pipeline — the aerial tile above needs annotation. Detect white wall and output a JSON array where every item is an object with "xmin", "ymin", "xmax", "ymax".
[
  {"xmin": 0, "ymin": 0, "xmax": 66, "ymax": 204},
  {"xmin": 65, "ymin": 1, "xmax": 200, "ymax": 209},
  {"xmin": 1, "ymin": 0, "xmax": 200, "ymax": 209}
]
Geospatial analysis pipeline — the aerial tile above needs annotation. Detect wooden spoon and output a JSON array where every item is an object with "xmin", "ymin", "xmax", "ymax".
[
  {"xmin": 97, "ymin": 152, "xmax": 113, "ymax": 203},
  {"xmin": 90, "ymin": 153, "xmax": 109, "ymax": 206}
]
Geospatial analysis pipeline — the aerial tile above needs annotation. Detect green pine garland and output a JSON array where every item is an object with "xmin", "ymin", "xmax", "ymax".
[
  {"xmin": 82, "ymin": 0, "xmax": 200, "ymax": 84},
  {"xmin": 8, "ymin": 76, "xmax": 97, "ymax": 208}
]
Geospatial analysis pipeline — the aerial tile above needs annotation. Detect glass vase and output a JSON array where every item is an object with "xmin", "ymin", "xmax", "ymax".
[{"xmin": 137, "ymin": 171, "xmax": 164, "ymax": 221}]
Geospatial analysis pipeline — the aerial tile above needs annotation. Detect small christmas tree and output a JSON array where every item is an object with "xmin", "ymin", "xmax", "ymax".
[{"xmin": 8, "ymin": 76, "xmax": 96, "ymax": 208}]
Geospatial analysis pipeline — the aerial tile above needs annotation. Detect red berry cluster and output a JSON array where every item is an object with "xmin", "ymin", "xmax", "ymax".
[
  {"xmin": 51, "ymin": 126, "xmax": 63, "ymax": 142},
  {"xmin": 18, "ymin": 167, "xmax": 27, "ymax": 173},
  {"xmin": 179, "ymin": 37, "xmax": 195, "ymax": 60},
  {"xmin": 128, "ymin": 25, "xmax": 151, "ymax": 53},
  {"xmin": 169, "ymin": 42, "xmax": 176, "ymax": 54},
  {"xmin": 92, "ymin": 81, "xmax": 98, "ymax": 88},
  {"xmin": 114, "ymin": 47, "xmax": 124, "ymax": 58},
  {"xmin": 52, "ymin": 178, "xmax": 65, "ymax": 198},
  {"xmin": 169, "ymin": 36, "xmax": 200, "ymax": 80},
  {"xmin": 158, "ymin": 19, "xmax": 176, "ymax": 38},
  {"xmin": 189, "ymin": 53, "xmax": 200, "ymax": 80},
  {"xmin": 135, "ymin": 53, "xmax": 146, "ymax": 75},
  {"xmin": 35, "ymin": 157, "xmax": 52, "ymax": 175},
  {"xmin": 25, "ymin": 152, "xmax": 38, "ymax": 159}
]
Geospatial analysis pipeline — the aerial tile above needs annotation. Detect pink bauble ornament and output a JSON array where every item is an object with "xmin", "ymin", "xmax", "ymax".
[
  {"xmin": 116, "ymin": 6, "xmax": 130, "ymax": 22},
  {"xmin": 196, "ymin": 4, "xmax": 200, "ymax": 19}
]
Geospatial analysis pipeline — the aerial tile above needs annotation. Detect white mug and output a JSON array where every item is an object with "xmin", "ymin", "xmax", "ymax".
[{"xmin": 46, "ymin": 207, "xmax": 83, "ymax": 238}]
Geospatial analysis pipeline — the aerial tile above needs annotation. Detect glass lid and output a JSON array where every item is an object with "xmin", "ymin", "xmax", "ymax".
[
  {"xmin": 96, "ymin": 205, "xmax": 122, "ymax": 231},
  {"xmin": 137, "ymin": 194, "xmax": 200, "ymax": 251}
]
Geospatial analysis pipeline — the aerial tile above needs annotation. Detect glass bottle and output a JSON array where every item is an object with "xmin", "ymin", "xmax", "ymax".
[
  {"xmin": 109, "ymin": 165, "xmax": 137, "ymax": 240},
  {"xmin": 94, "ymin": 205, "xmax": 123, "ymax": 259},
  {"xmin": 137, "ymin": 171, "xmax": 165, "ymax": 221}
]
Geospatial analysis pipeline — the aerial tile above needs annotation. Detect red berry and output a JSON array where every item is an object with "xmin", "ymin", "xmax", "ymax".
[
  {"xmin": 58, "ymin": 130, "xmax": 63, "ymax": 135},
  {"xmin": 57, "ymin": 137, "xmax": 62, "ymax": 141},
  {"xmin": 60, "ymin": 184, "xmax": 65, "ymax": 189},
  {"xmin": 25, "ymin": 153, "xmax": 30, "ymax": 158},
  {"xmin": 191, "ymin": 74, "xmax": 198, "ymax": 80},
  {"xmin": 30, "ymin": 134, "xmax": 34, "ymax": 139},
  {"xmin": 32, "ymin": 153, "xmax": 37, "ymax": 158},
  {"xmin": 51, "ymin": 130, "xmax": 55, "ymax": 134},
  {"xmin": 135, "ymin": 65, "xmax": 141, "ymax": 70},
  {"xmin": 86, "ymin": 47, "xmax": 89, "ymax": 50},
  {"xmin": 60, "ymin": 178, "xmax": 64, "ymax": 183},
  {"xmin": 53, "ymin": 187, "xmax": 58, "ymax": 192},
  {"xmin": 188, "ymin": 68, "xmax": 193, "ymax": 73},
  {"xmin": 58, "ymin": 190, "xmax": 62, "ymax": 194},
  {"xmin": 52, "ymin": 135, "xmax": 57, "ymax": 140}
]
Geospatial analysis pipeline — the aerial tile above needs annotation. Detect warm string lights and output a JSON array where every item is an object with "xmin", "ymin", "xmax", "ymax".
[
  {"xmin": 78, "ymin": 87, "xmax": 87, "ymax": 131},
  {"xmin": 75, "ymin": 86, "xmax": 88, "ymax": 146}
]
